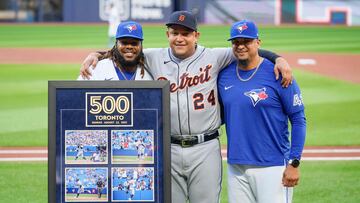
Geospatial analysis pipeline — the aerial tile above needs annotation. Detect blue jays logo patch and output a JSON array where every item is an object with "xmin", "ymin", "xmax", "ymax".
[
  {"xmin": 126, "ymin": 24, "xmax": 137, "ymax": 32},
  {"xmin": 244, "ymin": 87, "xmax": 268, "ymax": 107},
  {"xmin": 237, "ymin": 23, "xmax": 248, "ymax": 33}
]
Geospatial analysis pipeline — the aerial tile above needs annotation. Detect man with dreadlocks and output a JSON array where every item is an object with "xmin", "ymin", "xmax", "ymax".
[{"xmin": 78, "ymin": 21, "xmax": 153, "ymax": 81}]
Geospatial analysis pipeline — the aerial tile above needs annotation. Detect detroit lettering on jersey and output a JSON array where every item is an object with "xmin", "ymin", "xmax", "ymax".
[{"xmin": 157, "ymin": 64, "xmax": 212, "ymax": 92}]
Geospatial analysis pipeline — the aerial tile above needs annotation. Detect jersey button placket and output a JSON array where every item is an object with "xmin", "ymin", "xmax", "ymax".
[{"xmin": 179, "ymin": 62, "xmax": 190, "ymax": 135}]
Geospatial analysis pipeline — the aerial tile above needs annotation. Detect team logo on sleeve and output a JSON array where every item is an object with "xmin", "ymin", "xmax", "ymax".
[
  {"xmin": 293, "ymin": 94, "xmax": 303, "ymax": 106},
  {"xmin": 244, "ymin": 88, "xmax": 268, "ymax": 107}
]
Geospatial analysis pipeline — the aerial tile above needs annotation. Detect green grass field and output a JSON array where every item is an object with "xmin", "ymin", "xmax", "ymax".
[
  {"xmin": 0, "ymin": 24, "xmax": 359, "ymax": 202},
  {"xmin": 0, "ymin": 24, "xmax": 360, "ymax": 53},
  {"xmin": 1, "ymin": 64, "xmax": 359, "ymax": 147},
  {"xmin": 112, "ymin": 155, "xmax": 154, "ymax": 164},
  {"xmin": 0, "ymin": 161, "xmax": 359, "ymax": 203}
]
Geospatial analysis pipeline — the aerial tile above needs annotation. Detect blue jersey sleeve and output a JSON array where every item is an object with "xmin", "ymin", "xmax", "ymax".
[
  {"xmin": 288, "ymin": 110, "xmax": 306, "ymax": 159},
  {"xmin": 278, "ymin": 78, "xmax": 306, "ymax": 159},
  {"xmin": 278, "ymin": 78, "xmax": 304, "ymax": 115}
]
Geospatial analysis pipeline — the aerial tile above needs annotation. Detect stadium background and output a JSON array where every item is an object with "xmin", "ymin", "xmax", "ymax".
[{"xmin": 0, "ymin": 0, "xmax": 359, "ymax": 202}]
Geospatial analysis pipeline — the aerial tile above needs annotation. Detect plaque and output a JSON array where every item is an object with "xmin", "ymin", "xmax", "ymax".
[{"xmin": 49, "ymin": 81, "xmax": 170, "ymax": 203}]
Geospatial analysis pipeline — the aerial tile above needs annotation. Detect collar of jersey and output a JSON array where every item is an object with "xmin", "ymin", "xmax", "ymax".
[{"xmin": 168, "ymin": 45, "xmax": 205, "ymax": 64}]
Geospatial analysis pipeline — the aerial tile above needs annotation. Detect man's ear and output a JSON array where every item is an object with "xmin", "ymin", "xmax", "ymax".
[
  {"xmin": 257, "ymin": 39, "xmax": 261, "ymax": 48},
  {"xmin": 195, "ymin": 31, "xmax": 200, "ymax": 40}
]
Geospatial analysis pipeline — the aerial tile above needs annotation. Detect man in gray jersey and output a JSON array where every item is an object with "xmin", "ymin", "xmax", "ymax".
[{"xmin": 80, "ymin": 11, "xmax": 292, "ymax": 203}]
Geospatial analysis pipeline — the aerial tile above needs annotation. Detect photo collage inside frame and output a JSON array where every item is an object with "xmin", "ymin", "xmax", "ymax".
[
  {"xmin": 64, "ymin": 129, "xmax": 155, "ymax": 202},
  {"xmin": 64, "ymin": 167, "xmax": 108, "ymax": 202}
]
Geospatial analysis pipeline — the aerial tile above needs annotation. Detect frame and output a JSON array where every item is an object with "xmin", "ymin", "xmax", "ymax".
[{"xmin": 48, "ymin": 81, "xmax": 170, "ymax": 203}]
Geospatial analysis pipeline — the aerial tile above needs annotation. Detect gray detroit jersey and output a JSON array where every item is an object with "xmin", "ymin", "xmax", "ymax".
[{"xmin": 144, "ymin": 46, "xmax": 233, "ymax": 136}]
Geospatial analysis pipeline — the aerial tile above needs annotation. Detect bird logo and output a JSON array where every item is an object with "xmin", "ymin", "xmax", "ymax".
[
  {"xmin": 126, "ymin": 24, "xmax": 137, "ymax": 32},
  {"xmin": 244, "ymin": 87, "xmax": 268, "ymax": 107},
  {"xmin": 237, "ymin": 23, "xmax": 248, "ymax": 33}
]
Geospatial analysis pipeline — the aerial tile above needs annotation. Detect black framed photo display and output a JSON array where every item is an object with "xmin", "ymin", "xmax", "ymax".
[{"xmin": 48, "ymin": 81, "xmax": 170, "ymax": 203}]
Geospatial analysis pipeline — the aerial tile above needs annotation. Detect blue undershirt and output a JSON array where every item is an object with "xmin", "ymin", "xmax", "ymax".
[{"xmin": 114, "ymin": 65, "xmax": 136, "ymax": 80}]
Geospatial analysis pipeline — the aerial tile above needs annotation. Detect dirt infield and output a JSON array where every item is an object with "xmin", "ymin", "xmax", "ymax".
[
  {"xmin": 0, "ymin": 48, "xmax": 359, "ymax": 83},
  {"xmin": 0, "ymin": 48, "xmax": 95, "ymax": 64},
  {"xmin": 281, "ymin": 52, "xmax": 360, "ymax": 84}
]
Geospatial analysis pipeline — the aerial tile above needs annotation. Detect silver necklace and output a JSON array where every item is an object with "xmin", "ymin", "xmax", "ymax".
[
  {"xmin": 236, "ymin": 57, "xmax": 263, "ymax": 82},
  {"xmin": 113, "ymin": 61, "xmax": 137, "ymax": 80},
  {"xmin": 118, "ymin": 67, "xmax": 136, "ymax": 80}
]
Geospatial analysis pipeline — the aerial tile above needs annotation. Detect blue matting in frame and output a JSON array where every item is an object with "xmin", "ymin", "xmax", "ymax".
[{"xmin": 48, "ymin": 81, "xmax": 170, "ymax": 203}]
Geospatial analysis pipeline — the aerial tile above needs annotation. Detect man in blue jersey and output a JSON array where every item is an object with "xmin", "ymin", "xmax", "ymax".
[{"xmin": 218, "ymin": 20, "xmax": 306, "ymax": 203}]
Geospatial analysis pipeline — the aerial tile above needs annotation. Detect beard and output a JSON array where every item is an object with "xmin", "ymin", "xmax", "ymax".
[
  {"xmin": 238, "ymin": 59, "xmax": 249, "ymax": 67},
  {"xmin": 113, "ymin": 48, "xmax": 143, "ymax": 71},
  {"xmin": 118, "ymin": 52, "xmax": 142, "ymax": 68}
]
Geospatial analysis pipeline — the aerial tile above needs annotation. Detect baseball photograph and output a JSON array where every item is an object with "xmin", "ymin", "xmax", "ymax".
[
  {"xmin": 111, "ymin": 167, "xmax": 154, "ymax": 201},
  {"xmin": 65, "ymin": 167, "xmax": 108, "ymax": 202},
  {"xmin": 0, "ymin": 0, "xmax": 359, "ymax": 203},
  {"xmin": 111, "ymin": 130, "xmax": 154, "ymax": 164},
  {"xmin": 65, "ymin": 130, "xmax": 108, "ymax": 164}
]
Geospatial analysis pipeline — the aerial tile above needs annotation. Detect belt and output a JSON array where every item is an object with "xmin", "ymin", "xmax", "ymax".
[{"xmin": 171, "ymin": 131, "xmax": 219, "ymax": 148}]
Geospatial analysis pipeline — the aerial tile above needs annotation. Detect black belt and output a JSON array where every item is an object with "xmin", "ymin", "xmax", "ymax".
[{"xmin": 171, "ymin": 131, "xmax": 219, "ymax": 147}]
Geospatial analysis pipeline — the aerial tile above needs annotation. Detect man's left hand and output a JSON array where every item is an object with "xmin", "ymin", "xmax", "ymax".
[
  {"xmin": 282, "ymin": 165, "xmax": 300, "ymax": 187},
  {"xmin": 274, "ymin": 57, "xmax": 293, "ymax": 87}
]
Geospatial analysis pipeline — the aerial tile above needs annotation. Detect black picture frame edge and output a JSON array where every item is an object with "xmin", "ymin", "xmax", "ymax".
[
  {"xmin": 48, "ymin": 80, "xmax": 171, "ymax": 203},
  {"xmin": 47, "ymin": 80, "xmax": 169, "ymax": 89},
  {"xmin": 48, "ymin": 81, "xmax": 56, "ymax": 203},
  {"xmin": 162, "ymin": 81, "xmax": 171, "ymax": 203}
]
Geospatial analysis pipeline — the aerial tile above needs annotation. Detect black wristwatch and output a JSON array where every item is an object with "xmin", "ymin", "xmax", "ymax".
[{"xmin": 288, "ymin": 159, "xmax": 300, "ymax": 168}]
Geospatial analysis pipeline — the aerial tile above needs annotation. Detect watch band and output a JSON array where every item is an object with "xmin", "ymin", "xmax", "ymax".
[{"xmin": 288, "ymin": 159, "xmax": 300, "ymax": 168}]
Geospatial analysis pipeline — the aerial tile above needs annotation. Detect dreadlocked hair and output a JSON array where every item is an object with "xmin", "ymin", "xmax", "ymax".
[
  {"xmin": 106, "ymin": 42, "xmax": 146, "ymax": 79},
  {"xmin": 106, "ymin": 45, "xmax": 119, "ymax": 66},
  {"xmin": 138, "ymin": 51, "xmax": 145, "ymax": 78}
]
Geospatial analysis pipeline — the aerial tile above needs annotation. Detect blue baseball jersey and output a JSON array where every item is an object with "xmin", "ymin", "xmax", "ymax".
[{"xmin": 218, "ymin": 58, "xmax": 305, "ymax": 166}]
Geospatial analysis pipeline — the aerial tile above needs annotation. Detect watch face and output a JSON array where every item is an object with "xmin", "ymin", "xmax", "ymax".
[{"xmin": 291, "ymin": 159, "xmax": 300, "ymax": 168}]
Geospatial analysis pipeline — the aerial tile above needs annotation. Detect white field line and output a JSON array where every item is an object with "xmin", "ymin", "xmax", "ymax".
[
  {"xmin": 3, "ymin": 157, "xmax": 358, "ymax": 162},
  {"xmin": 221, "ymin": 149, "xmax": 360, "ymax": 154},
  {"xmin": 7, "ymin": 156, "xmax": 360, "ymax": 161},
  {"xmin": 0, "ymin": 149, "xmax": 360, "ymax": 162},
  {"xmin": 0, "ymin": 157, "xmax": 47, "ymax": 161},
  {"xmin": 0, "ymin": 150, "xmax": 47, "ymax": 154},
  {"xmin": 303, "ymin": 149, "xmax": 360, "ymax": 153},
  {"xmin": 222, "ymin": 157, "xmax": 360, "ymax": 161},
  {"xmin": 302, "ymin": 157, "xmax": 360, "ymax": 161},
  {"xmin": 220, "ymin": 149, "xmax": 360, "ymax": 161},
  {"xmin": 221, "ymin": 157, "xmax": 360, "ymax": 161},
  {"xmin": 2, "ymin": 149, "xmax": 360, "ymax": 155}
]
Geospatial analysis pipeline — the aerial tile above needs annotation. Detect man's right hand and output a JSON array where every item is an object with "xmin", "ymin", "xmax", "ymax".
[{"xmin": 80, "ymin": 52, "xmax": 102, "ymax": 79}]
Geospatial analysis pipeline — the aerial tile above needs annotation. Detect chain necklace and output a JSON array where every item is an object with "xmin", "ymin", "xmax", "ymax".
[
  {"xmin": 118, "ymin": 67, "xmax": 136, "ymax": 80},
  {"xmin": 113, "ymin": 61, "xmax": 137, "ymax": 80},
  {"xmin": 236, "ymin": 57, "xmax": 263, "ymax": 82}
]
